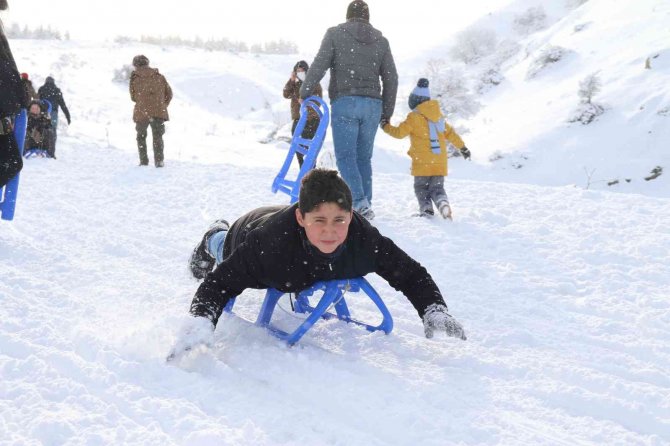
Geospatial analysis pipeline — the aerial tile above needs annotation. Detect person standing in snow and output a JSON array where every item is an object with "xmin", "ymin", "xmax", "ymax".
[
  {"xmin": 37, "ymin": 76, "xmax": 71, "ymax": 156},
  {"xmin": 382, "ymin": 78, "xmax": 471, "ymax": 220},
  {"xmin": 170, "ymin": 168, "xmax": 466, "ymax": 360},
  {"xmin": 129, "ymin": 54, "xmax": 172, "ymax": 168},
  {"xmin": 283, "ymin": 60, "xmax": 323, "ymax": 167},
  {"xmin": 20, "ymin": 72, "xmax": 37, "ymax": 103},
  {"xmin": 299, "ymin": 0, "xmax": 398, "ymax": 221},
  {"xmin": 0, "ymin": 0, "xmax": 27, "ymax": 188}
]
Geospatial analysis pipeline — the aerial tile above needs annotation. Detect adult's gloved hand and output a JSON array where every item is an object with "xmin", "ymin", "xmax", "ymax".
[
  {"xmin": 460, "ymin": 146, "xmax": 471, "ymax": 160},
  {"xmin": 422, "ymin": 304, "xmax": 467, "ymax": 340},
  {"xmin": 66, "ymin": 116, "xmax": 71, "ymax": 125},
  {"xmin": 166, "ymin": 315, "xmax": 215, "ymax": 362}
]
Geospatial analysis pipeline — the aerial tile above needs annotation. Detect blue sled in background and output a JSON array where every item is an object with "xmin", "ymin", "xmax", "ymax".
[
  {"xmin": 0, "ymin": 109, "xmax": 28, "ymax": 221},
  {"xmin": 271, "ymin": 96, "xmax": 330, "ymax": 203}
]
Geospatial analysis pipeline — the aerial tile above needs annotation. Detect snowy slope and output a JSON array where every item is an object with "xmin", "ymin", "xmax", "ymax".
[
  {"xmin": 2, "ymin": 9, "xmax": 670, "ymax": 446},
  {"xmin": 386, "ymin": 0, "xmax": 670, "ymax": 196}
]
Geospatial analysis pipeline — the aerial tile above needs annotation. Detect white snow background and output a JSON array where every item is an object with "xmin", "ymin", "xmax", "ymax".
[{"xmin": 1, "ymin": 0, "xmax": 669, "ymax": 444}]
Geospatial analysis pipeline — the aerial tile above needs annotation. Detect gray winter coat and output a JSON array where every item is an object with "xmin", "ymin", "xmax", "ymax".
[{"xmin": 300, "ymin": 18, "xmax": 398, "ymax": 120}]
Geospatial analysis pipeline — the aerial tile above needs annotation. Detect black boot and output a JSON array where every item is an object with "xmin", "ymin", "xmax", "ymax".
[{"xmin": 189, "ymin": 220, "xmax": 230, "ymax": 279}]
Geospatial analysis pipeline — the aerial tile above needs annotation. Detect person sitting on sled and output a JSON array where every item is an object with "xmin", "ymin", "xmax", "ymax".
[
  {"xmin": 25, "ymin": 100, "xmax": 54, "ymax": 158},
  {"xmin": 171, "ymin": 168, "xmax": 466, "ymax": 358}
]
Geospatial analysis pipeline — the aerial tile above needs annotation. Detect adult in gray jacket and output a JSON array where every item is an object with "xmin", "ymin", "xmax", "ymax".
[{"xmin": 300, "ymin": 0, "xmax": 398, "ymax": 220}]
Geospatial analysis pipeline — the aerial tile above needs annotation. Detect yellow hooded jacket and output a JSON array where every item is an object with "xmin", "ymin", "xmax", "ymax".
[{"xmin": 383, "ymin": 100, "xmax": 465, "ymax": 176}]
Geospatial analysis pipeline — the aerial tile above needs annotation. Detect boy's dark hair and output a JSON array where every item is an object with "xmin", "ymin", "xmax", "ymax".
[{"xmin": 298, "ymin": 169, "xmax": 352, "ymax": 214}]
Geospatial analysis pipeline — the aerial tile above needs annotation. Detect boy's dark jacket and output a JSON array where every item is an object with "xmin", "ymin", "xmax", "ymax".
[{"xmin": 191, "ymin": 204, "xmax": 446, "ymax": 325}]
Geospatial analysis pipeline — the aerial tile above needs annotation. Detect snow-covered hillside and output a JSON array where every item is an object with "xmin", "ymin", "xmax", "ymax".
[
  {"xmin": 394, "ymin": 0, "xmax": 670, "ymax": 196},
  {"xmin": 2, "ymin": 2, "xmax": 670, "ymax": 444}
]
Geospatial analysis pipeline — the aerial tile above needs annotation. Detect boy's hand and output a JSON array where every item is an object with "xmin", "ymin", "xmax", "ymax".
[
  {"xmin": 422, "ymin": 304, "xmax": 466, "ymax": 340},
  {"xmin": 166, "ymin": 316, "xmax": 215, "ymax": 362},
  {"xmin": 460, "ymin": 146, "xmax": 471, "ymax": 160}
]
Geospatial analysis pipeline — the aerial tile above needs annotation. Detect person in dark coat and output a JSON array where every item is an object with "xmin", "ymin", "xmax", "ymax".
[
  {"xmin": 300, "ymin": 0, "xmax": 398, "ymax": 220},
  {"xmin": 37, "ymin": 76, "xmax": 70, "ymax": 152},
  {"xmin": 171, "ymin": 169, "xmax": 466, "ymax": 359},
  {"xmin": 283, "ymin": 60, "xmax": 323, "ymax": 167},
  {"xmin": 0, "ymin": 0, "xmax": 28, "ymax": 188},
  {"xmin": 129, "ymin": 54, "xmax": 172, "ymax": 168},
  {"xmin": 21, "ymin": 72, "xmax": 37, "ymax": 103}
]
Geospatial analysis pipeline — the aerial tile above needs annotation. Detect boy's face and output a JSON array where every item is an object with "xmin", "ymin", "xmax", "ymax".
[
  {"xmin": 29, "ymin": 104, "xmax": 41, "ymax": 116},
  {"xmin": 295, "ymin": 202, "xmax": 352, "ymax": 254}
]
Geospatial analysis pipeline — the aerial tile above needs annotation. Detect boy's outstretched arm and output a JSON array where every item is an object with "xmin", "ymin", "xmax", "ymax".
[
  {"xmin": 372, "ymin": 232, "xmax": 467, "ymax": 340},
  {"xmin": 168, "ymin": 240, "xmax": 265, "ymax": 361}
]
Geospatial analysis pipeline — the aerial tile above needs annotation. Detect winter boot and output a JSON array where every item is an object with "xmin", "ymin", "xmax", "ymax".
[
  {"xmin": 189, "ymin": 219, "xmax": 230, "ymax": 279},
  {"xmin": 357, "ymin": 206, "xmax": 375, "ymax": 221},
  {"xmin": 412, "ymin": 209, "xmax": 434, "ymax": 218},
  {"xmin": 438, "ymin": 202, "xmax": 452, "ymax": 220}
]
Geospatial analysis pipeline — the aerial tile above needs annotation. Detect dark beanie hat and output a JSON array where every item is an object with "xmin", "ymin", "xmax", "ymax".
[
  {"xmin": 346, "ymin": 0, "xmax": 369, "ymax": 21},
  {"xmin": 408, "ymin": 78, "xmax": 431, "ymax": 110},
  {"xmin": 294, "ymin": 60, "xmax": 309, "ymax": 72},
  {"xmin": 133, "ymin": 55, "xmax": 149, "ymax": 67}
]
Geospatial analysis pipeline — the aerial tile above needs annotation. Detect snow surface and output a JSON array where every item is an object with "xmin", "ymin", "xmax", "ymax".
[{"xmin": 2, "ymin": 1, "xmax": 670, "ymax": 444}]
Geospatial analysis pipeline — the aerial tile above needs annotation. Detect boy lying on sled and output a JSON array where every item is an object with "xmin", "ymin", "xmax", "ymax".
[{"xmin": 170, "ymin": 169, "xmax": 466, "ymax": 358}]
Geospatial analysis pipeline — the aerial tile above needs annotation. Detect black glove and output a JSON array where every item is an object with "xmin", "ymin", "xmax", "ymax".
[
  {"xmin": 422, "ymin": 304, "xmax": 467, "ymax": 340},
  {"xmin": 379, "ymin": 117, "xmax": 390, "ymax": 130},
  {"xmin": 460, "ymin": 146, "xmax": 471, "ymax": 160},
  {"xmin": 66, "ymin": 117, "xmax": 71, "ymax": 125},
  {"xmin": 0, "ymin": 116, "xmax": 13, "ymax": 135}
]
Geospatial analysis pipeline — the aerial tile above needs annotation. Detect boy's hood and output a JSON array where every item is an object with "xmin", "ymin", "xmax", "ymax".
[{"xmin": 414, "ymin": 100, "xmax": 442, "ymax": 122}]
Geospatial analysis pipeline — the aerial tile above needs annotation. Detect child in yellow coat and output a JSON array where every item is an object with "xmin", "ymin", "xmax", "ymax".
[{"xmin": 381, "ymin": 78, "xmax": 471, "ymax": 219}]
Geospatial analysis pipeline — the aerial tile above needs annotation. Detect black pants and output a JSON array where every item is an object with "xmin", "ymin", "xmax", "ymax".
[
  {"xmin": 0, "ymin": 132, "xmax": 23, "ymax": 188},
  {"xmin": 136, "ymin": 119, "xmax": 165, "ymax": 165},
  {"xmin": 291, "ymin": 117, "xmax": 319, "ymax": 167}
]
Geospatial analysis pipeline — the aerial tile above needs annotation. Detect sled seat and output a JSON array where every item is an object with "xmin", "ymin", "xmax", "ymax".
[
  {"xmin": 271, "ymin": 96, "xmax": 330, "ymax": 204},
  {"xmin": 224, "ymin": 277, "xmax": 393, "ymax": 345}
]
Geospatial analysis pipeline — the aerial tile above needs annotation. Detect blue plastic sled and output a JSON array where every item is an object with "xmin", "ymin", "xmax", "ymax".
[
  {"xmin": 0, "ymin": 109, "xmax": 28, "ymax": 221},
  {"xmin": 272, "ymin": 96, "xmax": 330, "ymax": 203},
  {"xmin": 223, "ymin": 277, "xmax": 393, "ymax": 346}
]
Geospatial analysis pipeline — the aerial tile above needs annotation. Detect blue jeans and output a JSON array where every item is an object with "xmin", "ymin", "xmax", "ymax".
[
  {"xmin": 207, "ymin": 230, "xmax": 228, "ymax": 264},
  {"xmin": 330, "ymin": 96, "xmax": 382, "ymax": 210}
]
